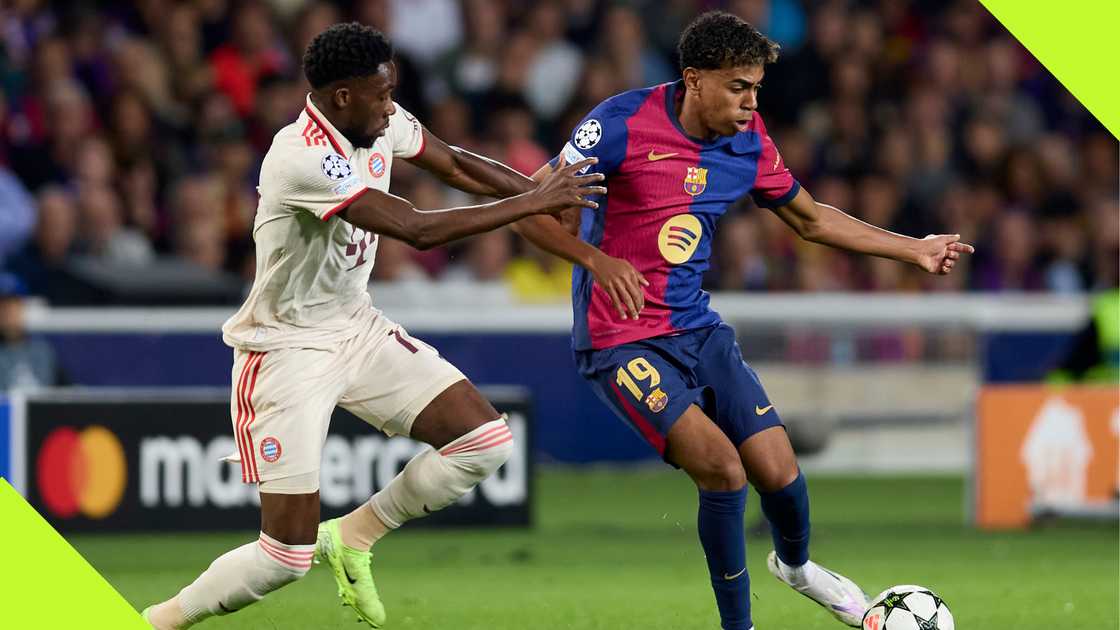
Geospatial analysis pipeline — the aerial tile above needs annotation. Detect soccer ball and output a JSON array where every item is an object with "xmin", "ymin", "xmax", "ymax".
[{"xmin": 862, "ymin": 585, "xmax": 954, "ymax": 630}]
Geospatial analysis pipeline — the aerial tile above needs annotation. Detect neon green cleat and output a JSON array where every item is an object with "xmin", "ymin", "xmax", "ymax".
[{"xmin": 315, "ymin": 518, "xmax": 386, "ymax": 627}]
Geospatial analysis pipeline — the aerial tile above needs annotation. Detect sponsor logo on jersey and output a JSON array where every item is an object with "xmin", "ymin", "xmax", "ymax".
[
  {"xmin": 657, "ymin": 214, "xmax": 702, "ymax": 264},
  {"xmin": 574, "ymin": 119, "xmax": 603, "ymax": 149},
  {"xmin": 368, "ymin": 152, "xmax": 386, "ymax": 178},
  {"xmin": 683, "ymin": 166, "xmax": 708, "ymax": 196},
  {"xmin": 647, "ymin": 150, "xmax": 677, "ymax": 161},
  {"xmin": 36, "ymin": 426, "xmax": 127, "ymax": 519},
  {"xmin": 260, "ymin": 437, "xmax": 282, "ymax": 463},
  {"xmin": 321, "ymin": 153, "xmax": 352, "ymax": 181},
  {"xmin": 645, "ymin": 388, "xmax": 668, "ymax": 413}
]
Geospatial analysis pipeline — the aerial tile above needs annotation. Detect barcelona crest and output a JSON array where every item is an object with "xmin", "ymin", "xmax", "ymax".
[
  {"xmin": 683, "ymin": 166, "xmax": 708, "ymax": 196},
  {"xmin": 645, "ymin": 388, "xmax": 669, "ymax": 413}
]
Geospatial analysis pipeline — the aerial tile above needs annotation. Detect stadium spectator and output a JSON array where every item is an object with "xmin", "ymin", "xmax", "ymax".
[
  {"xmin": 442, "ymin": 229, "xmax": 513, "ymax": 284},
  {"xmin": 76, "ymin": 184, "xmax": 154, "ymax": 266},
  {"xmin": 0, "ymin": 0, "xmax": 1113, "ymax": 303},
  {"xmin": 0, "ymin": 166, "xmax": 36, "ymax": 265},
  {"xmin": 0, "ymin": 271, "xmax": 61, "ymax": 388}
]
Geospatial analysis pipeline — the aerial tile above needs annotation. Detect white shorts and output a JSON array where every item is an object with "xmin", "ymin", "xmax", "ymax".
[{"xmin": 229, "ymin": 315, "xmax": 466, "ymax": 483}]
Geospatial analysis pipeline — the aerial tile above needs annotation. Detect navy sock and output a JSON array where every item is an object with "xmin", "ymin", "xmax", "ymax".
[
  {"xmin": 697, "ymin": 487, "xmax": 751, "ymax": 630},
  {"xmin": 758, "ymin": 471, "xmax": 811, "ymax": 567}
]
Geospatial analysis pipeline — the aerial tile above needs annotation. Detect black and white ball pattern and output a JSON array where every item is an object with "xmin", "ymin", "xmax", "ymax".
[
  {"xmin": 321, "ymin": 153, "xmax": 352, "ymax": 181},
  {"xmin": 574, "ymin": 119, "xmax": 603, "ymax": 149},
  {"xmin": 862, "ymin": 585, "xmax": 954, "ymax": 630}
]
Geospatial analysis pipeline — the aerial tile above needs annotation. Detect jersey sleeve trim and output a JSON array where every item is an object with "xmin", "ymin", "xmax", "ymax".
[
  {"xmin": 321, "ymin": 187, "xmax": 371, "ymax": 221},
  {"xmin": 751, "ymin": 180, "xmax": 801, "ymax": 208},
  {"xmin": 405, "ymin": 131, "xmax": 427, "ymax": 160}
]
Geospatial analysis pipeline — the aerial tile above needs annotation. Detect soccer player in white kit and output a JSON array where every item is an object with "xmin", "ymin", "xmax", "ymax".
[{"xmin": 141, "ymin": 23, "xmax": 604, "ymax": 629}]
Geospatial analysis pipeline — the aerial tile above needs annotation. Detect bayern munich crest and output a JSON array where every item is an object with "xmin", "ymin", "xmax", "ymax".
[
  {"xmin": 321, "ymin": 153, "xmax": 352, "ymax": 180},
  {"xmin": 574, "ymin": 119, "xmax": 603, "ymax": 149},
  {"xmin": 368, "ymin": 152, "xmax": 386, "ymax": 178},
  {"xmin": 260, "ymin": 437, "xmax": 282, "ymax": 462}
]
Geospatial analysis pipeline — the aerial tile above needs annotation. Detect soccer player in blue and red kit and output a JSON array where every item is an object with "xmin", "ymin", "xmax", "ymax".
[{"xmin": 513, "ymin": 12, "xmax": 974, "ymax": 630}]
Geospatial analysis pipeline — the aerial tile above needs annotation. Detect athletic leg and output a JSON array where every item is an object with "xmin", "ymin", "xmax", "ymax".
[
  {"xmin": 145, "ymin": 346, "xmax": 340, "ymax": 629},
  {"xmin": 666, "ymin": 405, "xmax": 753, "ymax": 630},
  {"xmin": 144, "ymin": 493, "xmax": 319, "ymax": 629},
  {"xmin": 739, "ymin": 426, "xmax": 808, "ymax": 567},
  {"xmin": 336, "ymin": 379, "xmax": 513, "ymax": 544}
]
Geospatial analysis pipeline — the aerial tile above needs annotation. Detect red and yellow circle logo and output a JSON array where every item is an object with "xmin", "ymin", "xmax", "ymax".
[
  {"xmin": 36, "ymin": 426, "xmax": 127, "ymax": 519},
  {"xmin": 368, "ymin": 152, "xmax": 386, "ymax": 178}
]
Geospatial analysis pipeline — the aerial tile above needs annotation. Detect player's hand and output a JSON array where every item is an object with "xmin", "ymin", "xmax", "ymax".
[
  {"xmin": 915, "ymin": 234, "xmax": 975, "ymax": 275},
  {"xmin": 589, "ymin": 251, "xmax": 649, "ymax": 320},
  {"xmin": 530, "ymin": 155, "xmax": 606, "ymax": 212}
]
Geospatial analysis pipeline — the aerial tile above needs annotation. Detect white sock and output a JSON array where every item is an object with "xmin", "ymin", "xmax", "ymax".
[
  {"xmin": 174, "ymin": 532, "xmax": 314, "ymax": 625},
  {"xmin": 370, "ymin": 418, "xmax": 514, "ymax": 528},
  {"xmin": 339, "ymin": 501, "xmax": 391, "ymax": 551},
  {"xmin": 778, "ymin": 555, "xmax": 819, "ymax": 588}
]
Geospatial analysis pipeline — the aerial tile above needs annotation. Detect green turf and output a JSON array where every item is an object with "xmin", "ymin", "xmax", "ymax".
[{"xmin": 71, "ymin": 469, "xmax": 1118, "ymax": 629}]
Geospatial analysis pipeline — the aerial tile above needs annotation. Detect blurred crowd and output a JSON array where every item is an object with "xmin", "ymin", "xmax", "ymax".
[{"xmin": 0, "ymin": 0, "xmax": 1116, "ymax": 306}]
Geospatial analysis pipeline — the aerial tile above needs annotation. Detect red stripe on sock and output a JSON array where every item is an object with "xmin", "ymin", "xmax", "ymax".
[
  {"xmin": 441, "ymin": 429, "xmax": 512, "ymax": 456},
  {"xmin": 442, "ymin": 432, "xmax": 513, "ymax": 456},
  {"xmin": 258, "ymin": 541, "xmax": 312, "ymax": 570},
  {"xmin": 258, "ymin": 535, "xmax": 315, "ymax": 559},
  {"xmin": 439, "ymin": 425, "xmax": 510, "ymax": 455}
]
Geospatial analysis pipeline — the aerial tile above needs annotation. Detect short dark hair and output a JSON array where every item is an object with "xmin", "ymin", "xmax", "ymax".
[
  {"xmin": 678, "ymin": 11, "xmax": 779, "ymax": 71},
  {"xmin": 303, "ymin": 22, "xmax": 393, "ymax": 89}
]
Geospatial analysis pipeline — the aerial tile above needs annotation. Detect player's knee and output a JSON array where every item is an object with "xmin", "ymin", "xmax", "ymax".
[
  {"xmin": 694, "ymin": 457, "xmax": 747, "ymax": 492},
  {"xmin": 443, "ymin": 418, "xmax": 514, "ymax": 479},
  {"xmin": 752, "ymin": 462, "xmax": 800, "ymax": 493}
]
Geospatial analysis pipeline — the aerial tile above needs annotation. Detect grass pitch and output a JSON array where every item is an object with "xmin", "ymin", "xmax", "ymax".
[{"xmin": 72, "ymin": 469, "xmax": 1118, "ymax": 629}]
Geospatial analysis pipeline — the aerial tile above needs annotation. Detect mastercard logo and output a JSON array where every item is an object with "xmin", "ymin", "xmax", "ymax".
[{"xmin": 36, "ymin": 426, "xmax": 127, "ymax": 519}]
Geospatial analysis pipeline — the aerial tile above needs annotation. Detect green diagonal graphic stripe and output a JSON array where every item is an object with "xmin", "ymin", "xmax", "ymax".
[
  {"xmin": 981, "ymin": 0, "xmax": 1119, "ymax": 138},
  {"xmin": 0, "ymin": 479, "xmax": 149, "ymax": 629}
]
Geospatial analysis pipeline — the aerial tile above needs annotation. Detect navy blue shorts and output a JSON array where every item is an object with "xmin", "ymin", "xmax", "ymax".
[{"xmin": 575, "ymin": 323, "xmax": 782, "ymax": 459}]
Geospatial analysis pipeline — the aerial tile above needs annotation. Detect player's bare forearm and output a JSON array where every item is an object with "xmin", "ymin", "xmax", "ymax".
[
  {"xmin": 510, "ymin": 163, "xmax": 649, "ymax": 319},
  {"xmin": 340, "ymin": 190, "xmax": 556, "ymax": 250},
  {"xmin": 408, "ymin": 129, "xmax": 535, "ymax": 198},
  {"xmin": 341, "ymin": 158, "xmax": 604, "ymax": 250},
  {"xmin": 513, "ymin": 214, "xmax": 602, "ymax": 268},
  {"xmin": 772, "ymin": 188, "xmax": 974, "ymax": 275},
  {"xmin": 511, "ymin": 164, "xmax": 600, "ymax": 268},
  {"xmin": 771, "ymin": 189, "xmax": 922, "ymax": 264}
]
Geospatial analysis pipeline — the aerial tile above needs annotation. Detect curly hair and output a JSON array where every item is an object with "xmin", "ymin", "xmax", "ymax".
[
  {"xmin": 678, "ymin": 11, "xmax": 779, "ymax": 71},
  {"xmin": 303, "ymin": 22, "xmax": 393, "ymax": 89}
]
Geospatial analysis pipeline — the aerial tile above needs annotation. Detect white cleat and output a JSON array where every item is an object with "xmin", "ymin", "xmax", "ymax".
[{"xmin": 766, "ymin": 551, "xmax": 869, "ymax": 627}]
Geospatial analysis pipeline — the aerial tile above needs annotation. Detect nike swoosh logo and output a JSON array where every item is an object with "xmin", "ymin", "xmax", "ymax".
[
  {"xmin": 755, "ymin": 404, "xmax": 774, "ymax": 415},
  {"xmin": 343, "ymin": 564, "xmax": 358, "ymax": 585},
  {"xmin": 723, "ymin": 567, "xmax": 747, "ymax": 580},
  {"xmin": 647, "ymin": 150, "xmax": 678, "ymax": 161}
]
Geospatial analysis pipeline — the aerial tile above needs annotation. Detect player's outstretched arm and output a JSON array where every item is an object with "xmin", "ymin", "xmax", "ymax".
[
  {"xmin": 769, "ymin": 188, "xmax": 975, "ymax": 275},
  {"xmin": 508, "ymin": 164, "xmax": 649, "ymax": 320},
  {"xmin": 407, "ymin": 128, "xmax": 537, "ymax": 198},
  {"xmin": 339, "ymin": 157, "xmax": 605, "ymax": 250}
]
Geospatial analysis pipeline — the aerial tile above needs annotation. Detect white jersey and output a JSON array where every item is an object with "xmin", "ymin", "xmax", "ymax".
[{"xmin": 222, "ymin": 94, "xmax": 425, "ymax": 351}]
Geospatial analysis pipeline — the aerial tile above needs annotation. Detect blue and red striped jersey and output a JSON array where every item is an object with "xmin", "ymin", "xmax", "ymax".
[{"xmin": 558, "ymin": 81, "xmax": 800, "ymax": 351}]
